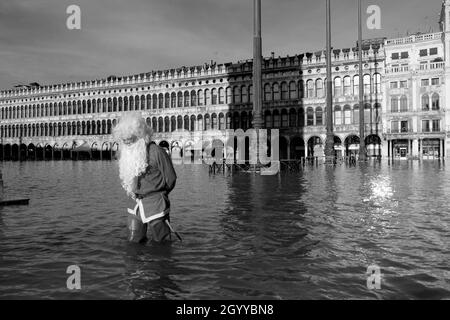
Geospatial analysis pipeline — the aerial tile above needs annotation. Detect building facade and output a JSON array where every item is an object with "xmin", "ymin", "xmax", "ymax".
[{"xmin": 1, "ymin": 1, "xmax": 450, "ymax": 162}]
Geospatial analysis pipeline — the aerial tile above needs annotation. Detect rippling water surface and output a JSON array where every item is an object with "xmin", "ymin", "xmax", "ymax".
[{"xmin": 0, "ymin": 160, "xmax": 449, "ymax": 299}]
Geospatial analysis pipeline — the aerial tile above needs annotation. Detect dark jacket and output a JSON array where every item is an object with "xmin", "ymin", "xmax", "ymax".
[{"xmin": 134, "ymin": 143, "xmax": 177, "ymax": 218}]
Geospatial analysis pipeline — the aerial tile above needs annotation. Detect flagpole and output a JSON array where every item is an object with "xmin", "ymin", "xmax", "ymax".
[{"xmin": 358, "ymin": 0, "xmax": 367, "ymax": 160}]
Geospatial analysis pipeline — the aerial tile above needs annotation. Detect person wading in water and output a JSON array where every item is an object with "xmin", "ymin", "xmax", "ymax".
[{"xmin": 113, "ymin": 113, "xmax": 179, "ymax": 243}]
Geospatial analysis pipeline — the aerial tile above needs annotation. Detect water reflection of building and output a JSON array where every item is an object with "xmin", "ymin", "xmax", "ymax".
[{"xmin": 1, "ymin": 2, "xmax": 450, "ymax": 161}]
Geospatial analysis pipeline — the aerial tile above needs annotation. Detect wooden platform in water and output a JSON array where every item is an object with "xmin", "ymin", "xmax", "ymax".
[{"xmin": 0, "ymin": 198, "xmax": 30, "ymax": 206}]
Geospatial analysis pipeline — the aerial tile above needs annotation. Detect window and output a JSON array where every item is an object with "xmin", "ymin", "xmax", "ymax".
[
  {"xmin": 422, "ymin": 94, "xmax": 430, "ymax": 110},
  {"xmin": 273, "ymin": 111, "xmax": 280, "ymax": 127},
  {"xmin": 289, "ymin": 82, "xmax": 297, "ymax": 99},
  {"xmin": 218, "ymin": 88, "xmax": 225, "ymax": 104},
  {"xmin": 391, "ymin": 53, "xmax": 399, "ymax": 60},
  {"xmin": 343, "ymin": 76, "xmax": 351, "ymax": 95},
  {"xmin": 363, "ymin": 75, "xmax": 371, "ymax": 95},
  {"xmin": 401, "ymin": 121, "xmax": 408, "ymax": 132},
  {"xmin": 400, "ymin": 81, "xmax": 408, "ymax": 88},
  {"xmin": 419, "ymin": 49, "xmax": 428, "ymax": 57},
  {"xmin": 226, "ymin": 87, "xmax": 231, "ymax": 104},
  {"xmin": 400, "ymin": 96, "xmax": 408, "ymax": 112},
  {"xmin": 281, "ymin": 111, "xmax": 288, "ymax": 127},
  {"xmin": 391, "ymin": 121, "xmax": 399, "ymax": 133},
  {"xmin": 432, "ymin": 119, "xmax": 440, "ymax": 131},
  {"xmin": 432, "ymin": 93, "xmax": 440, "ymax": 110},
  {"xmin": 273, "ymin": 83, "xmax": 280, "ymax": 100},
  {"xmin": 391, "ymin": 97, "xmax": 398, "ymax": 112},
  {"xmin": 420, "ymin": 61, "xmax": 428, "ymax": 70},
  {"xmin": 430, "ymin": 47, "xmax": 438, "ymax": 55},
  {"xmin": 233, "ymin": 86, "xmax": 240, "ymax": 104},
  {"xmin": 401, "ymin": 52, "xmax": 409, "ymax": 59},
  {"xmin": 334, "ymin": 77, "xmax": 342, "ymax": 96},
  {"xmin": 344, "ymin": 105, "xmax": 352, "ymax": 124},
  {"xmin": 264, "ymin": 84, "xmax": 272, "ymax": 101},
  {"xmin": 204, "ymin": 90, "xmax": 210, "ymax": 106},
  {"xmin": 298, "ymin": 81, "xmax": 304, "ymax": 98},
  {"xmin": 422, "ymin": 120, "xmax": 430, "ymax": 132},
  {"xmin": 281, "ymin": 82, "xmax": 288, "ymax": 100},
  {"xmin": 211, "ymin": 88, "xmax": 218, "ymax": 105},
  {"xmin": 241, "ymin": 86, "xmax": 248, "ymax": 103},
  {"xmin": 316, "ymin": 79, "xmax": 324, "ymax": 98},
  {"xmin": 390, "ymin": 82, "xmax": 398, "ymax": 89},
  {"xmin": 431, "ymin": 78, "xmax": 440, "ymax": 85},
  {"xmin": 315, "ymin": 107, "xmax": 323, "ymax": 126},
  {"xmin": 374, "ymin": 74, "xmax": 381, "ymax": 93},
  {"xmin": 401, "ymin": 64, "xmax": 409, "ymax": 72},
  {"xmin": 353, "ymin": 75, "xmax": 359, "ymax": 95},
  {"xmin": 307, "ymin": 107, "xmax": 314, "ymax": 126},
  {"xmin": 421, "ymin": 79, "xmax": 429, "ymax": 87},
  {"xmin": 353, "ymin": 105, "xmax": 360, "ymax": 124},
  {"xmin": 334, "ymin": 106, "xmax": 342, "ymax": 125},
  {"xmin": 307, "ymin": 80, "xmax": 314, "ymax": 98}
]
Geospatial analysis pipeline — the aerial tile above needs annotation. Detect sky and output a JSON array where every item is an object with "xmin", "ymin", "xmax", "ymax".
[{"xmin": 0, "ymin": 0, "xmax": 444, "ymax": 89}]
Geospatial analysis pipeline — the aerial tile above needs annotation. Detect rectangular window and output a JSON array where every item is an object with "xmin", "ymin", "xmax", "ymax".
[
  {"xmin": 391, "ymin": 121, "xmax": 399, "ymax": 133},
  {"xmin": 390, "ymin": 82, "xmax": 398, "ymax": 89},
  {"xmin": 401, "ymin": 52, "xmax": 409, "ymax": 59},
  {"xmin": 401, "ymin": 64, "xmax": 409, "ymax": 72},
  {"xmin": 429, "ymin": 48, "xmax": 438, "ymax": 55},
  {"xmin": 432, "ymin": 119, "xmax": 440, "ymax": 132},
  {"xmin": 422, "ymin": 120, "xmax": 430, "ymax": 132},
  {"xmin": 420, "ymin": 62, "xmax": 428, "ymax": 70},
  {"xmin": 419, "ymin": 49, "xmax": 428, "ymax": 57},
  {"xmin": 391, "ymin": 53, "xmax": 399, "ymax": 60},
  {"xmin": 400, "ymin": 81, "xmax": 408, "ymax": 88},
  {"xmin": 421, "ymin": 79, "xmax": 429, "ymax": 87},
  {"xmin": 400, "ymin": 121, "xmax": 408, "ymax": 132},
  {"xmin": 431, "ymin": 78, "xmax": 440, "ymax": 85}
]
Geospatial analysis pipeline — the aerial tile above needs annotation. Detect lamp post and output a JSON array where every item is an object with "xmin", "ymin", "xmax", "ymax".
[
  {"xmin": 358, "ymin": 0, "xmax": 367, "ymax": 160},
  {"xmin": 252, "ymin": 0, "xmax": 263, "ymax": 130},
  {"xmin": 324, "ymin": 0, "xmax": 335, "ymax": 163}
]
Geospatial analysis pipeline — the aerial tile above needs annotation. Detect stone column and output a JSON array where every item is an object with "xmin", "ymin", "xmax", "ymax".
[
  {"xmin": 382, "ymin": 139, "xmax": 389, "ymax": 159},
  {"xmin": 412, "ymin": 139, "xmax": 419, "ymax": 158}
]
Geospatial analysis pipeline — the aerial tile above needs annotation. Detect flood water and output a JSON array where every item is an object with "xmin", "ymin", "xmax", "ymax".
[{"xmin": 0, "ymin": 160, "xmax": 449, "ymax": 299}]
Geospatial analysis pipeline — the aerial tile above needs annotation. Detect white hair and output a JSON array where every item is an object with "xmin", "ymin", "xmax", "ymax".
[
  {"xmin": 113, "ymin": 113, "xmax": 152, "ymax": 197},
  {"xmin": 112, "ymin": 112, "xmax": 153, "ymax": 144}
]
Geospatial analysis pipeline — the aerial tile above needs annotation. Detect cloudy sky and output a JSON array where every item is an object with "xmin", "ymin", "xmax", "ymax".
[{"xmin": 0, "ymin": 0, "xmax": 443, "ymax": 89}]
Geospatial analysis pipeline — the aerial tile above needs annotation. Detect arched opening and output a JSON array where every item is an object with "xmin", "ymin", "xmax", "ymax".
[
  {"xmin": 365, "ymin": 134, "xmax": 382, "ymax": 158},
  {"xmin": 36, "ymin": 144, "xmax": 44, "ymax": 161},
  {"xmin": 19, "ymin": 144, "xmax": 27, "ymax": 161},
  {"xmin": 44, "ymin": 145, "xmax": 53, "ymax": 160},
  {"xmin": 27, "ymin": 144, "xmax": 36, "ymax": 161},
  {"xmin": 159, "ymin": 140, "xmax": 170, "ymax": 154},
  {"xmin": 344, "ymin": 135, "xmax": 360, "ymax": 157},
  {"xmin": 91, "ymin": 142, "xmax": 100, "ymax": 160},
  {"xmin": 62, "ymin": 143, "xmax": 71, "ymax": 160},
  {"xmin": 290, "ymin": 136, "xmax": 305, "ymax": 159},
  {"xmin": 307, "ymin": 136, "xmax": 323, "ymax": 158},
  {"xmin": 53, "ymin": 144, "xmax": 62, "ymax": 160},
  {"xmin": 280, "ymin": 136, "xmax": 289, "ymax": 160},
  {"xmin": 334, "ymin": 136, "xmax": 343, "ymax": 158}
]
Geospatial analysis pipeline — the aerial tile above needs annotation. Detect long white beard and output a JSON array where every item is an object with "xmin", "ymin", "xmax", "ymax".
[{"xmin": 118, "ymin": 139, "xmax": 148, "ymax": 196}]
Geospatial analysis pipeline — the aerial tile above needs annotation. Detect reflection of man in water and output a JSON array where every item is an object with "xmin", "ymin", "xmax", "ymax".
[{"xmin": 113, "ymin": 113, "xmax": 177, "ymax": 243}]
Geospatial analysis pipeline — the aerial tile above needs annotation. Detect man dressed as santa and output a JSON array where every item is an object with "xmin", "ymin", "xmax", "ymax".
[{"xmin": 113, "ymin": 113, "xmax": 177, "ymax": 243}]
